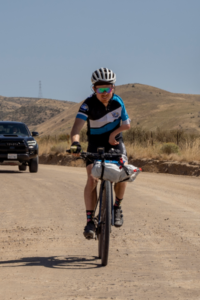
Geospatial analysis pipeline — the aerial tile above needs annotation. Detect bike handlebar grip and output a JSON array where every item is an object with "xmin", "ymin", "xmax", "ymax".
[
  {"xmin": 66, "ymin": 146, "xmax": 78, "ymax": 153},
  {"xmin": 71, "ymin": 146, "xmax": 78, "ymax": 151}
]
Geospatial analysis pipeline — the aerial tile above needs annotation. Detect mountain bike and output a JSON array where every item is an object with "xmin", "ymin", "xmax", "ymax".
[{"xmin": 67, "ymin": 147, "xmax": 122, "ymax": 266}]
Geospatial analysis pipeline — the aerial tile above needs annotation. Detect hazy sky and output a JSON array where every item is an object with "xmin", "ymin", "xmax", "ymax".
[{"xmin": 0, "ymin": 0, "xmax": 199, "ymax": 102}]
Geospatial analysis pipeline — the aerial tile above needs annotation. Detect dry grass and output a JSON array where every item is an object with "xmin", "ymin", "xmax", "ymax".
[
  {"xmin": 38, "ymin": 138, "xmax": 88, "ymax": 155},
  {"xmin": 37, "ymin": 134, "xmax": 200, "ymax": 163},
  {"xmin": 126, "ymin": 139, "xmax": 200, "ymax": 162}
]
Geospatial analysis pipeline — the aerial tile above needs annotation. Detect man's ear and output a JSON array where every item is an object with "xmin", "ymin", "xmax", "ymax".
[{"xmin": 92, "ymin": 86, "xmax": 95, "ymax": 92}]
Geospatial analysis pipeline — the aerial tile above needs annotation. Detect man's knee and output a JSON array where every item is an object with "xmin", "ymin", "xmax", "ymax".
[{"xmin": 87, "ymin": 174, "xmax": 98, "ymax": 189}]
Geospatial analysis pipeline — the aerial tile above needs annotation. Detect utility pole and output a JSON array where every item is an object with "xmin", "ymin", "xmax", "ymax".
[{"xmin": 38, "ymin": 80, "xmax": 43, "ymax": 98}]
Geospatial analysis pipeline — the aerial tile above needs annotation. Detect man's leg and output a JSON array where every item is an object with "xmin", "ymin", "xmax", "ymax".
[
  {"xmin": 84, "ymin": 164, "xmax": 98, "ymax": 210},
  {"xmin": 113, "ymin": 181, "xmax": 127, "ymax": 227},
  {"xmin": 114, "ymin": 181, "xmax": 127, "ymax": 200},
  {"xmin": 83, "ymin": 164, "xmax": 98, "ymax": 239}
]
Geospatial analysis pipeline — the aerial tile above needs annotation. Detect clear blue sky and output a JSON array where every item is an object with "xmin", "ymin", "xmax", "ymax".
[{"xmin": 0, "ymin": 0, "xmax": 199, "ymax": 102}]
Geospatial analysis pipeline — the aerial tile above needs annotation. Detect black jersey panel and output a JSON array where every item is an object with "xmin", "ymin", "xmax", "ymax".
[{"xmin": 76, "ymin": 93, "xmax": 130, "ymax": 146}]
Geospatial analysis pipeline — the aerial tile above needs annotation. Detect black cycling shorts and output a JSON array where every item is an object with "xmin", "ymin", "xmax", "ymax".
[{"xmin": 86, "ymin": 141, "xmax": 128, "ymax": 167}]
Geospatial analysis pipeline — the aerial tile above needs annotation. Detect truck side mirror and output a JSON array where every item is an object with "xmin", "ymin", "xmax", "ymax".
[{"xmin": 32, "ymin": 131, "xmax": 39, "ymax": 137}]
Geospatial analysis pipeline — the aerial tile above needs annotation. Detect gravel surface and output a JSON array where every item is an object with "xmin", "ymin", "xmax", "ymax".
[{"xmin": 0, "ymin": 165, "xmax": 200, "ymax": 300}]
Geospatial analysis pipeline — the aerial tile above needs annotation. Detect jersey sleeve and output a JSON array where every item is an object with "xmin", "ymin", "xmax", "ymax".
[
  {"xmin": 76, "ymin": 101, "xmax": 89, "ymax": 121},
  {"xmin": 121, "ymin": 103, "xmax": 131, "ymax": 125}
]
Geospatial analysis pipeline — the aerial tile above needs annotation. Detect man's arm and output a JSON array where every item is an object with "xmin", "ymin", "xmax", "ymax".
[
  {"xmin": 70, "ymin": 118, "xmax": 85, "ymax": 143},
  {"xmin": 109, "ymin": 124, "xmax": 131, "ymax": 146}
]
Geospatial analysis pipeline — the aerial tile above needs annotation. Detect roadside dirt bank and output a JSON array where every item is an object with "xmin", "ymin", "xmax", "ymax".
[{"xmin": 39, "ymin": 154, "xmax": 200, "ymax": 177}]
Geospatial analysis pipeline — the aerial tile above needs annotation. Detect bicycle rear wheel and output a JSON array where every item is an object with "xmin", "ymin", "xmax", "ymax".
[{"xmin": 98, "ymin": 180, "xmax": 111, "ymax": 266}]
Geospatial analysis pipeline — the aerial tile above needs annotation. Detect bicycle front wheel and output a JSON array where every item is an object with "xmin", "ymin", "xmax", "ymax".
[{"xmin": 99, "ymin": 180, "xmax": 111, "ymax": 266}]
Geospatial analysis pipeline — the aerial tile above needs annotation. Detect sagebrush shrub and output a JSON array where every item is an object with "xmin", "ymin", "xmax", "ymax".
[{"xmin": 160, "ymin": 143, "xmax": 179, "ymax": 155}]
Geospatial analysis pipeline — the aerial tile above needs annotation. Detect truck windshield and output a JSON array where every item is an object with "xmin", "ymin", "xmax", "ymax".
[{"xmin": 0, "ymin": 123, "xmax": 30, "ymax": 137}]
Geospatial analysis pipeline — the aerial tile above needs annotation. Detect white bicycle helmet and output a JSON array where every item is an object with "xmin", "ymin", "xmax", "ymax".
[{"xmin": 91, "ymin": 68, "xmax": 116, "ymax": 85}]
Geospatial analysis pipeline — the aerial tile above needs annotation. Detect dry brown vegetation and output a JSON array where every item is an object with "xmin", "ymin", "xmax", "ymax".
[
  {"xmin": 37, "ymin": 127, "xmax": 200, "ymax": 163},
  {"xmin": 126, "ymin": 140, "xmax": 200, "ymax": 162}
]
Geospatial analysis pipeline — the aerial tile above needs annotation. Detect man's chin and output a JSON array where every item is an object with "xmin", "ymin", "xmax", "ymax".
[{"xmin": 101, "ymin": 98, "xmax": 109, "ymax": 103}]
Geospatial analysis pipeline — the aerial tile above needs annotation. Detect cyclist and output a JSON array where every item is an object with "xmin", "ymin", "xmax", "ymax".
[{"xmin": 70, "ymin": 68, "xmax": 131, "ymax": 239}]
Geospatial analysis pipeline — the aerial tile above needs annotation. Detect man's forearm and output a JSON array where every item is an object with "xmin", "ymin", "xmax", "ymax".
[
  {"xmin": 111, "ymin": 124, "xmax": 130, "ymax": 137},
  {"xmin": 70, "ymin": 127, "xmax": 80, "ymax": 143},
  {"xmin": 70, "ymin": 118, "xmax": 85, "ymax": 143}
]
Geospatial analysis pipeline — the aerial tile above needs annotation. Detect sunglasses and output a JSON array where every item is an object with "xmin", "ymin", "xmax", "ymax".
[{"xmin": 96, "ymin": 87, "xmax": 113, "ymax": 94}]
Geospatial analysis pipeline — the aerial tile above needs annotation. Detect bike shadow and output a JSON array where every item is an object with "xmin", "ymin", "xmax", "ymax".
[{"xmin": 0, "ymin": 255, "xmax": 102, "ymax": 269}]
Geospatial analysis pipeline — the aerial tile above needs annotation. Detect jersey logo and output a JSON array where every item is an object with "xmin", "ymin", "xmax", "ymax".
[
  {"xmin": 112, "ymin": 112, "xmax": 119, "ymax": 118},
  {"xmin": 80, "ymin": 103, "xmax": 89, "ymax": 111}
]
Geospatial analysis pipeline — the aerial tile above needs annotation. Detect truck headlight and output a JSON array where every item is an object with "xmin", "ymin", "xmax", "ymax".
[{"xmin": 27, "ymin": 140, "xmax": 37, "ymax": 148}]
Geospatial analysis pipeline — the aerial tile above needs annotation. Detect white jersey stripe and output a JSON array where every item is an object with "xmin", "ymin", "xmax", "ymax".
[
  {"xmin": 122, "ymin": 118, "xmax": 131, "ymax": 125},
  {"xmin": 89, "ymin": 107, "xmax": 122, "ymax": 128}
]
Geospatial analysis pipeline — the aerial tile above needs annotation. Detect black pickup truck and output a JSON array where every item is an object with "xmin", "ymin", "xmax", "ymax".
[{"xmin": 0, "ymin": 121, "xmax": 39, "ymax": 172}]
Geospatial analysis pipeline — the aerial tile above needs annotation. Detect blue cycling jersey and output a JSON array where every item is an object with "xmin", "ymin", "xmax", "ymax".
[{"xmin": 76, "ymin": 93, "xmax": 130, "ymax": 146}]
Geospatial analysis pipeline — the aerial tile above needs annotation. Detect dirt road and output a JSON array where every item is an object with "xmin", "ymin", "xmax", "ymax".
[{"xmin": 0, "ymin": 165, "xmax": 200, "ymax": 300}]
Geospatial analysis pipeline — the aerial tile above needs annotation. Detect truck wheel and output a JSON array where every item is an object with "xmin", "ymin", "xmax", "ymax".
[
  {"xmin": 19, "ymin": 164, "xmax": 27, "ymax": 171},
  {"xmin": 29, "ymin": 157, "xmax": 39, "ymax": 173}
]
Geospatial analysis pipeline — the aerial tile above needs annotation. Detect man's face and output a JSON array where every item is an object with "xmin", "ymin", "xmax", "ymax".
[{"xmin": 93, "ymin": 85, "xmax": 114, "ymax": 105}]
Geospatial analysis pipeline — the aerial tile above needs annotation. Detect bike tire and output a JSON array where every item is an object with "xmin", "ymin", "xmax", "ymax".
[
  {"xmin": 99, "ymin": 180, "xmax": 111, "ymax": 266},
  {"xmin": 98, "ymin": 230, "xmax": 102, "ymax": 259}
]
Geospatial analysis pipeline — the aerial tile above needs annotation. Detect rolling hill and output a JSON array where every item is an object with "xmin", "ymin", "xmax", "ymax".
[
  {"xmin": 33, "ymin": 83, "xmax": 200, "ymax": 135},
  {"xmin": 0, "ymin": 96, "xmax": 74, "ymax": 127},
  {"xmin": 1, "ymin": 84, "xmax": 200, "ymax": 135}
]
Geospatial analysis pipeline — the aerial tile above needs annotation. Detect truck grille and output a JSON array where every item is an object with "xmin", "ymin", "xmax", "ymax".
[{"xmin": 0, "ymin": 139, "xmax": 28, "ymax": 153}]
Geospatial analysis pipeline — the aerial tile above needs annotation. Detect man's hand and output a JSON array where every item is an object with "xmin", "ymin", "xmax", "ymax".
[
  {"xmin": 70, "ymin": 141, "xmax": 82, "ymax": 156},
  {"xmin": 109, "ymin": 133, "xmax": 119, "ymax": 146},
  {"xmin": 108, "ymin": 124, "xmax": 130, "ymax": 145}
]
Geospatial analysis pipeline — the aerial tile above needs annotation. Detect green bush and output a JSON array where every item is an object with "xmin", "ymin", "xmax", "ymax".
[{"xmin": 160, "ymin": 143, "xmax": 179, "ymax": 155}]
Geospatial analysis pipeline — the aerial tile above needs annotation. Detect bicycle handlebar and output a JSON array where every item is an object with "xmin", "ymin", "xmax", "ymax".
[
  {"xmin": 66, "ymin": 146, "xmax": 123, "ymax": 161},
  {"xmin": 80, "ymin": 151, "xmax": 122, "ymax": 161}
]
